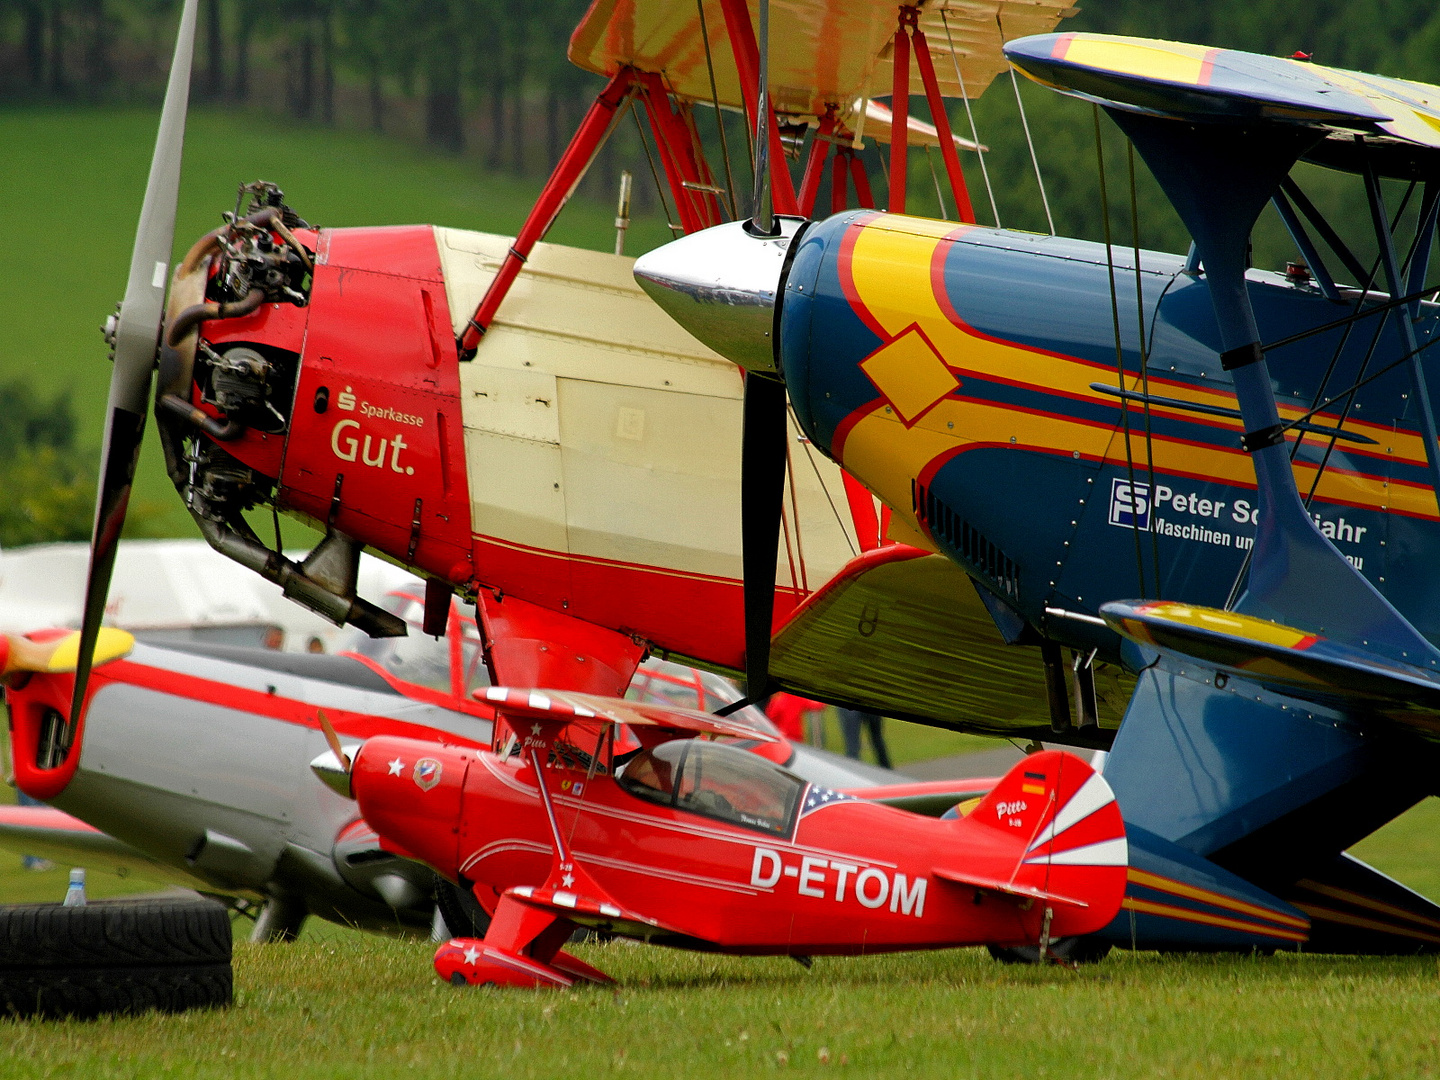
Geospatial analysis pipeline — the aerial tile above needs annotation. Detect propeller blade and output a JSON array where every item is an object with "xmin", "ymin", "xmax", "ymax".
[
  {"xmin": 317, "ymin": 710, "xmax": 351, "ymax": 773},
  {"xmin": 71, "ymin": 0, "xmax": 199, "ymax": 724},
  {"xmin": 1, "ymin": 630, "xmax": 134, "ymax": 678},
  {"xmin": 738, "ymin": 373, "xmax": 789, "ymax": 700},
  {"xmin": 750, "ymin": 0, "xmax": 773, "ymax": 234}
]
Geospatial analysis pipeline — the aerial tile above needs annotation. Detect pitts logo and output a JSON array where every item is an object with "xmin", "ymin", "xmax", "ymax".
[{"xmin": 750, "ymin": 848, "xmax": 927, "ymax": 918}]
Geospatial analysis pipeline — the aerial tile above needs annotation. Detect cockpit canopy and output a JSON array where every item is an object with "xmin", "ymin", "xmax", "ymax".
[{"xmin": 618, "ymin": 739, "xmax": 805, "ymax": 836}]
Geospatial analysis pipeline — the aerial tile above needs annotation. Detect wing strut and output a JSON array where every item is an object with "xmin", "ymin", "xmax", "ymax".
[{"xmin": 1106, "ymin": 110, "xmax": 1440, "ymax": 668}]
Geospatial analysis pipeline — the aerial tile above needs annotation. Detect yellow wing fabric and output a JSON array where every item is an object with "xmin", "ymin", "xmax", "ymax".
[
  {"xmin": 1005, "ymin": 32, "xmax": 1440, "ymax": 175},
  {"xmin": 570, "ymin": 0, "xmax": 1078, "ymax": 129}
]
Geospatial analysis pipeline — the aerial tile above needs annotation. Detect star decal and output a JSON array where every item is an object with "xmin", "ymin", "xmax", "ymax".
[
  {"xmin": 800, "ymin": 786, "xmax": 857, "ymax": 818},
  {"xmin": 462, "ymin": 945, "xmax": 481, "ymax": 965},
  {"xmin": 530, "ymin": 722, "xmax": 542, "ymax": 736},
  {"xmin": 388, "ymin": 757, "xmax": 404, "ymax": 776},
  {"xmin": 561, "ymin": 872, "xmax": 575, "ymax": 888}
]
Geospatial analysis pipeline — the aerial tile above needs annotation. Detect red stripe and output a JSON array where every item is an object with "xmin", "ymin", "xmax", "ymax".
[
  {"xmin": 929, "ymin": 226, "xmax": 975, "ymax": 329},
  {"xmin": 1198, "ymin": 48, "xmax": 1221, "ymax": 86},
  {"xmin": 831, "ymin": 398, "xmax": 888, "ymax": 463},
  {"xmin": 837, "ymin": 213, "xmax": 886, "ymax": 339}
]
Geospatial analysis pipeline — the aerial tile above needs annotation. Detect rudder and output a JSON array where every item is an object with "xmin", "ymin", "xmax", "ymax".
[{"xmin": 952, "ymin": 750, "xmax": 1128, "ymax": 938}]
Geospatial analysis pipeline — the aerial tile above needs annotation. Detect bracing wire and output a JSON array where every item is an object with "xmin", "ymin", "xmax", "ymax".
[
  {"xmin": 941, "ymin": 9, "xmax": 1000, "ymax": 228},
  {"xmin": 1000, "ymin": 14, "xmax": 1053, "ymax": 234},
  {"xmin": 1094, "ymin": 105, "xmax": 1147, "ymax": 599},
  {"xmin": 630, "ymin": 103, "xmax": 682, "ymax": 238},
  {"xmin": 1127, "ymin": 141, "xmax": 1162, "ymax": 600},
  {"xmin": 792, "ymin": 403, "xmax": 859, "ymax": 558},
  {"xmin": 696, "ymin": 0, "xmax": 740, "ymax": 221},
  {"xmin": 784, "ymin": 434, "xmax": 810, "ymax": 594},
  {"xmin": 925, "ymin": 145, "xmax": 949, "ymax": 220}
]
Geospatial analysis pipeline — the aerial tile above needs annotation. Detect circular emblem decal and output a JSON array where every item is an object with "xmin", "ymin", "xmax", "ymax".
[{"xmin": 413, "ymin": 757, "xmax": 443, "ymax": 791}]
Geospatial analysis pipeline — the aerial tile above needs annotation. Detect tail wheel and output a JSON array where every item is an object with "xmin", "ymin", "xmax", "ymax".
[
  {"xmin": 0, "ymin": 896, "xmax": 233, "ymax": 1019},
  {"xmin": 987, "ymin": 936, "xmax": 1113, "ymax": 965}
]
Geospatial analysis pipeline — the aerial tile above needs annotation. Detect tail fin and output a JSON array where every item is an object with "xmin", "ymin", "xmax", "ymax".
[{"xmin": 942, "ymin": 750, "xmax": 1128, "ymax": 938}]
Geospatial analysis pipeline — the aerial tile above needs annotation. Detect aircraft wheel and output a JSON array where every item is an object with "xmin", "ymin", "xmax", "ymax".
[
  {"xmin": 987, "ymin": 936, "xmax": 1112, "ymax": 965},
  {"xmin": 435, "ymin": 880, "xmax": 492, "ymax": 938},
  {"xmin": 0, "ymin": 896, "xmax": 233, "ymax": 1019}
]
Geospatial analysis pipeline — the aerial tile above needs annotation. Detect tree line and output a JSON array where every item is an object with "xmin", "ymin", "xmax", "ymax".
[
  {"xmin": 3, "ymin": 1, "xmax": 1438, "ymax": 260},
  {"xmin": 0, "ymin": 0, "xmax": 601, "ymax": 173}
]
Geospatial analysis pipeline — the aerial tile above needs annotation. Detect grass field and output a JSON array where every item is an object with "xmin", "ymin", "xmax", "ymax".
[
  {"xmin": 3, "ymin": 930, "xmax": 1440, "ymax": 1077},
  {"xmin": 0, "ymin": 106, "xmax": 672, "ymax": 537},
  {"xmin": 3, "ymin": 731, "xmax": 1440, "ymax": 1073}
]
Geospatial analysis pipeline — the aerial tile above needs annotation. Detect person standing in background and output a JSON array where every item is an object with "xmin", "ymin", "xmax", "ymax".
[
  {"xmin": 837, "ymin": 707, "xmax": 892, "ymax": 769},
  {"xmin": 762, "ymin": 692, "xmax": 826, "ymax": 745}
]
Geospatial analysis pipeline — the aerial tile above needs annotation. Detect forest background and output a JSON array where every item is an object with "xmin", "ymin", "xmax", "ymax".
[{"xmin": 0, "ymin": 0, "xmax": 1435, "ymax": 541}]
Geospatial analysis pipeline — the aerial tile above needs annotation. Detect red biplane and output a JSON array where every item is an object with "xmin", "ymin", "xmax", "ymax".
[{"xmin": 312, "ymin": 692, "xmax": 1126, "ymax": 988}]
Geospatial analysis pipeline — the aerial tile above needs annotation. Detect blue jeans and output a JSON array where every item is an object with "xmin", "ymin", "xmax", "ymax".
[{"xmin": 837, "ymin": 709, "xmax": 892, "ymax": 769}]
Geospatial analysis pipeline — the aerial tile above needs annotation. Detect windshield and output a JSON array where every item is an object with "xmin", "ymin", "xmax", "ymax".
[{"xmin": 618, "ymin": 739, "xmax": 803, "ymax": 836}]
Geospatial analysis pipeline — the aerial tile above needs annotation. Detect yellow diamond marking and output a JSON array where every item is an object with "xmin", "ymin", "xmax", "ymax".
[{"xmin": 859, "ymin": 325, "xmax": 959, "ymax": 426}]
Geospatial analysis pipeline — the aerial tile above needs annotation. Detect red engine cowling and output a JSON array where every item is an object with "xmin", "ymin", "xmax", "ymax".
[{"xmin": 159, "ymin": 186, "xmax": 472, "ymax": 639}]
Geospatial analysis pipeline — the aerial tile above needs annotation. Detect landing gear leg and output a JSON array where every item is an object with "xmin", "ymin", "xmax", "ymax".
[{"xmin": 250, "ymin": 895, "xmax": 307, "ymax": 943}]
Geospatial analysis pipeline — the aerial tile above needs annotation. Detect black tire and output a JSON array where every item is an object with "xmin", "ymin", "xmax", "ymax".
[
  {"xmin": 0, "ymin": 897, "xmax": 233, "ymax": 1020},
  {"xmin": 0, "ymin": 963, "xmax": 233, "ymax": 1020},
  {"xmin": 987, "ymin": 936, "xmax": 1112, "ymax": 965},
  {"xmin": 435, "ymin": 880, "xmax": 492, "ymax": 939},
  {"xmin": 0, "ymin": 896, "xmax": 231, "ymax": 969}
]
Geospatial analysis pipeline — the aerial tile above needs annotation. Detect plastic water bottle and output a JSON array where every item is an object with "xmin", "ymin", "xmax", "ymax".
[{"xmin": 63, "ymin": 868, "xmax": 86, "ymax": 907}]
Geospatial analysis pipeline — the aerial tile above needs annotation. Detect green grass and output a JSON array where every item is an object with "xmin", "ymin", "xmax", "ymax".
[
  {"xmin": 0, "ymin": 106, "xmax": 672, "ymax": 537},
  {"xmin": 3, "ymin": 941, "xmax": 1440, "ymax": 1078}
]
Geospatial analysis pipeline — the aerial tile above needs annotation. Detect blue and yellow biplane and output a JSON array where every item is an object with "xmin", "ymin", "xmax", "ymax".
[{"xmin": 637, "ymin": 29, "xmax": 1440, "ymax": 958}]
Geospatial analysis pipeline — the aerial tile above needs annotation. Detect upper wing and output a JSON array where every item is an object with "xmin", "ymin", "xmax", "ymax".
[
  {"xmin": 571, "ymin": 0, "xmax": 1078, "ymax": 128},
  {"xmin": 479, "ymin": 686, "xmax": 775, "ymax": 741},
  {"xmin": 1006, "ymin": 32, "xmax": 1440, "ymax": 177}
]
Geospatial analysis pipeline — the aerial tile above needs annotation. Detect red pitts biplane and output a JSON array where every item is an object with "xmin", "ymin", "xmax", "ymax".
[{"xmin": 311, "ymin": 694, "xmax": 1125, "ymax": 987}]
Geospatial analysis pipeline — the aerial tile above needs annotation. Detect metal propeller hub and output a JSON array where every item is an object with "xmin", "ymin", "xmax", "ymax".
[{"xmin": 632, "ymin": 217, "xmax": 807, "ymax": 375}]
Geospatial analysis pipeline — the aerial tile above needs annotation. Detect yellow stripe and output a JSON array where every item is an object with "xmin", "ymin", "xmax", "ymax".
[
  {"xmin": 1128, "ymin": 868, "xmax": 1311, "ymax": 930},
  {"xmin": 1295, "ymin": 880, "xmax": 1440, "ymax": 933},
  {"xmin": 1294, "ymin": 903, "xmax": 1440, "ymax": 946},
  {"xmin": 1060, "ymin": 35, "xmax": 1213, "ymax": 87},
  {"xmin": 1122, "ymin": 897, "xmax": 1309, "ymax": 942},
  {"xmin": 1021, "ymin": 783, "xmax": 1046, "ymax": 795},
  {"xmin": 840, "ymin": 216, "xmax": 1436, "ymax": 529}
]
